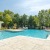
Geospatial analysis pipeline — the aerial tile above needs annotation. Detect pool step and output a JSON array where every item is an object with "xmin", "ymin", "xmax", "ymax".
[{"xmin": 47, "ymin": 35, "xmax": 50, "ymax": 40}]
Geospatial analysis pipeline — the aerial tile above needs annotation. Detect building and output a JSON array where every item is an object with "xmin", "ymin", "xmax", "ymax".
[{"xmin": 0, "ymin": 21, "xmax": 4, "ymax": 29}]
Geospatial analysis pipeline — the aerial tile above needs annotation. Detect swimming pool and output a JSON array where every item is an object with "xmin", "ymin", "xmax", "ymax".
[{"xmin": 0, "ymin": 29, "xmax": 50, "ymax": 40}]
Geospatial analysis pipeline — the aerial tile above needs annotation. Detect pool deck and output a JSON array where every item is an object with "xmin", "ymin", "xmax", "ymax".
[
  {"xmin": 45, "ymin": 29, "xmax": 50, "ymax": 32},
  {"xmin": 0, "ymin": 36, "xmax": 50, "ymax": 50},
  {"xmin": 5, "ymin": 29, "xmax": 24, "ymax": 32}
]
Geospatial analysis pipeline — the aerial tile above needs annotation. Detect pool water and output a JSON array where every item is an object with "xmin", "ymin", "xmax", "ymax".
[{"xmin": 0, "ymin": 29, "xmax": 50, "ymax": 40}]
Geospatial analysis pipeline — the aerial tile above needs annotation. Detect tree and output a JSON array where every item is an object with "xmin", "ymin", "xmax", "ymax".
[
  {"xmin": 38, "ymin": 10, "xmax": 46, "ymax": 29},
  {"xmin": 13, "ymin": 13, "xmax": 20, "ymax": 28},
  {"xmin": 0, "ymin": 12, "xmax": 3, "ymax": 21},
  {"xmin": 3, "ymin": 10, "xmax": 14, "ymax": 18},
  {"xmin": 22, "ymin": 14, "xmax": 27, "ymax": 27},
  {"xmin": 28, "ymin": 15, "xmax": 36, "ymax": 29},
  {"xmin": 19, "ymin": 16, "xmax": 23, "ymax": 28},
  {"xmin": 45, "ymin": 9, "xmax": 50, "ymax": 27},
  {"xmin": 34, "ymin": 15, "xmax": 40, "ymax": 27},
  {"xmin": 1, "ymin": 9, "xmax": 50, "ymax": 29},
  {"xmin": 3, "ymin": 14, "xmax": 12, "ymax": 28}
]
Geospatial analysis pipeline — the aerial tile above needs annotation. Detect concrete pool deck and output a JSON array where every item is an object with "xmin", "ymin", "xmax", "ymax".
[
  {"xmin": 5, "ymin": 29, "xmax": 24, "ymax": 32},
  {"xmin": 0, "ymin": 36, "xmax": 50, "ymax": 50}
]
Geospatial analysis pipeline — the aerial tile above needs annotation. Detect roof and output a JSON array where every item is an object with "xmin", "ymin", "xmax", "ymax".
[{"xmin": 0, "ymin": 21, "xmax": 4, "ymax": 23}]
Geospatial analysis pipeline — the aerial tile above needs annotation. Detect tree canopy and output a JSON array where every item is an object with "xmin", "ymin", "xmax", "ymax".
[{"xmin": 1, "ymin": 9, "xmax": 50, "ymax": 29}]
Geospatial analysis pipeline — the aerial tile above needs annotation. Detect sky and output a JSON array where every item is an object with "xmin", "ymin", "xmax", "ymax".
[{"xmin": 0, "ymin": 0, "xmax": 50, "ymax": 15}]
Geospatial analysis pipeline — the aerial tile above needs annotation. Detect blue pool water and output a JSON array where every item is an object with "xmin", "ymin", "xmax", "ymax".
[{"xmin": 0, "ymin": 29, "xmax": 50, "ymax": 40}]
